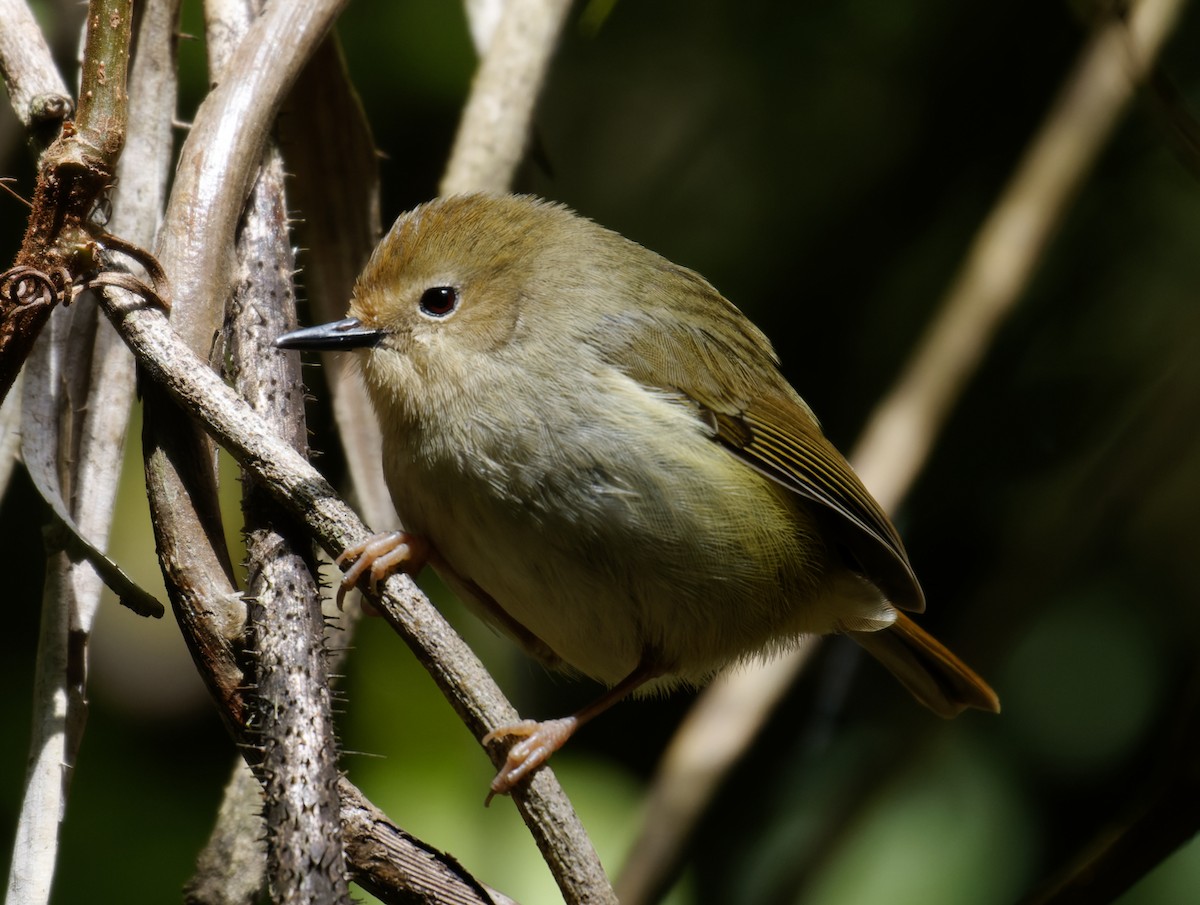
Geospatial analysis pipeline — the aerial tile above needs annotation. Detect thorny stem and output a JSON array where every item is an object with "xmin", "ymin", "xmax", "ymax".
[{"xmin": 0, "ymin": 0, "xmax": 134, "ymax": 404}]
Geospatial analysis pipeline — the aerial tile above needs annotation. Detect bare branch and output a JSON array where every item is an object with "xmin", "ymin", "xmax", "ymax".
[
  {"xmin": 4, "ymin": 547, "xmax": 77, "ymax": 905},
  {"xmin": 229, "ymin": 147, "xmax": 351, "ymax": 904},
  {"xmin": 340, "ymin": 779, "xmax": 516, "ymax": 905},
  {"xmin": 185, "ymin": 762, "xmax": 268, "ymax": 905},
  {"xmin": 0, "ymin": 0, "xmax": 71, "ymax": 134},
  {"xmin": 72, "ymin": 0, "xmax": 131, "ymax": 162},
  {"xmin": 440, "ymin": 0, "xmax": 573, "ymax": 195},
  {"xmin": 852, "ymin": 0, "xmax": 1188, "ymax": 511},
  {"xmin": 278, "ymin": 37, "xmax": 395, "ymax": 532},
  {"xmin": 111, "ymin": 0, "xmax": 179, "ymax": 243},
  {"xmin": 140, "ymin": 0, "xmax": 348, "ymax": 750},
  {"xmin": 5, "ymin": 2, "xmax": 165, "ymax": 901},
  {"xmin": 158, "ymin": 0, "xmax": 347, "ymax": 354},
  {"xmin": 0, "ymin": 0, "xmax": 132, "ymax": 405},
  {"xmin": 463, "ymin": 0, "xmax": 508, "ymax": 53},
  {"xmin": 137, "ymin": 3, "xmax": 348, "ymax": 897},
  {"xmin": 0, "ymin": 373, "xmax": 18, "ymax": 493}
]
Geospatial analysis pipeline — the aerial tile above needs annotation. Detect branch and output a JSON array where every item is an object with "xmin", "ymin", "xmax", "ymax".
[
  {"xmin": 427, "ymin": 3, "xmax": 620, "ymax": 899},
  {"xmin": 228, "ymin": 148, "xmax": 351, "ymax": 904},
  {"xmin": 0, "ymin": 0, "xmax": 130, "ymax": 405},
  {"xmin": 158, "ymin": 0, "xmax": 347, "ymax": 354},
  {"xmin": 851, "ymin": 0, "xmax": 1187, "ymax": 510},
  {"xmin": 440, "ymin": 0, "xmax": 573, "ymax": 195},
  {"xmin": 277, "ymin": 36, "xmax": 395, "ymax": 532},
  {"xmin": 613, "ymin": 1, "xmax": 1189, "ymax": 901},
  {"xmin": 340, "ymin": 779, "xmax": 517, "ymax": 905},
  {"xmin": 139, "ymin": 0, "xmax": 349, "ymax": 760},
  {"xmin": 136, "ymin": 3, "xmax": 349, "ymax": 899},
  {"xmin": 5, "ymin": 3, "xmax": 155, "ymax": 903},
  {"xmin": 0, "ymin": 0, "xmax": 72, "ymax": 137},
  {"xmin": 185, "ymin": 762, "xmax": 269, "ymax": 905}
]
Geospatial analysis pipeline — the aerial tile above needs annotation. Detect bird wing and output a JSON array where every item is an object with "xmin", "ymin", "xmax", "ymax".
[
  {"xmin": 709, "ymin": 394, "xmax": 924, "ymax": 612},
  {"xmin": 588, "ymin": 267, "xmax": 924, "ymax": 612}
]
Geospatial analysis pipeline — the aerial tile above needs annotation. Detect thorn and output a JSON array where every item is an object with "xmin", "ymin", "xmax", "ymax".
[{"xmin": 0, "ymin": 177, "xmax": 32, "ymax": 208}]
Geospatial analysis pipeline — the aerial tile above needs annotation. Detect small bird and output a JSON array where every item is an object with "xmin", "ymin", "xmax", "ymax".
[{"xmin": 277, "ymin": 193, "xmax": 999, "ymax": 797}]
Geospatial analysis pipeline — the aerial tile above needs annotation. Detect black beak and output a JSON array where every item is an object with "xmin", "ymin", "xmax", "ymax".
[{"xmin": 275, "ymin": 317, "xmax": 386, "ymax": 351}]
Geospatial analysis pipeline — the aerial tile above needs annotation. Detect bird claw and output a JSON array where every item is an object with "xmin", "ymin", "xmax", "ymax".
[
  {"xmin": 483, "ymin": 717, "xmax": 579, "ymax": 804},
  {"xmin": 336, "ymin": 531, "xmax": 429, "ymax": 609}
]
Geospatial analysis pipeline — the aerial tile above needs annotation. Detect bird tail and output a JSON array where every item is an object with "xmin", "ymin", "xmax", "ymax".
[{"xmin": 850, "ymin": 612, "xmax": 1000, "ymax": 717}]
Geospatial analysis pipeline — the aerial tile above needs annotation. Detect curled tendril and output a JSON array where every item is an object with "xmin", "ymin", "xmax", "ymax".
[
  {"xmin": 92, "ymin": 232, "xmax": 172, "ymax": 309},
  {"xmin": 1, "ymin": 265, "xmax": 72, "ymax": 308},
  {"xmin": 83, "ymin": 271, "xmax": 170, "ymax": 312}
]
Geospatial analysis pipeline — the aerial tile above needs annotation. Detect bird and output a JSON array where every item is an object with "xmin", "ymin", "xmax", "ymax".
[{"xmin": 276, "ymin": 193, "xmax": 999, "ymax": 797}]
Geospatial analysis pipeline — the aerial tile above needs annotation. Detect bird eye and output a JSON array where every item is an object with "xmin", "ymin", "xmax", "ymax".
[{"xmin": 418, "ymin": 286, "xmax": 459, "ymax": 318}]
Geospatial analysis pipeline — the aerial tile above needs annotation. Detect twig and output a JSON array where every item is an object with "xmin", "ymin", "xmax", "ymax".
[
  {"xmin": 5, "ymin": 3, "xmax": 148, "ymax": 903},
  {"xmin": 185, "ymin": 761, "xmax": 269, "ymax": 905},
  {"xmin": 440, "ymin": 0, "xmax": 573, "ymax": 195},
  {"xmin": 340, "ymin": 779, "xmax": 516, "ymax": 905},
  {"xmin": 4, "ymin": 546, "xmax": 76, "ymax": 905},
  {"xmin": 0, "ymin": 373, "xmax": 18, "ymax": 496},
  {"xmin": 463, "ymin": 0, "xmax": 508, "ymax": 53},
  {"xmin": 0, "ymin": 0, "xmax": 71, "ymax": 136},
  {"xmin": 0, "ymin": 0, "xmax": 132, "ymax": 404},
  {"xmin": 613, "ymin": 1, "xmax": 1189, "ymax": 901},
  {"xmin": 186, "ymin": 31, "xmax": 379, "ymax": 903},
  {"xmin": 431, "ymin": 3, "xmax": 619, "ymax": 899},
  {"xmin": 139, "ymin": 2, "xmax": 350, "ymax": 898},
  {"xmin": 852, "ymin": 0, "xmax": 1188, "ymax": 509},
  {"xmin": 158, "ymin": 0, "xmax": 349, "ymax": 354},
  {"xmin": 277, "ymin": 36, "xmax": 395, "ymax": 533}
]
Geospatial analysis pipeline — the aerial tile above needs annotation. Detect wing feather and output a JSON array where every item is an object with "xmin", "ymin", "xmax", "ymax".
[{"xmin": 587, "ymin": 264, "xmax": 923, "ymax": 611}]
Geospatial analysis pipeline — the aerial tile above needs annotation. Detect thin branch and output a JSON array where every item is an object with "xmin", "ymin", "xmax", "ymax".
[
  {"xmin": 0, "ymin": 0, "xmax": 72, "ymax": 135},
  {"xmin": 137, "ymin": 3, "xmax": 349, "ymax": 898},
  {"xmin": 110, "ymin": 0, "xmax": 179, "ymax": 243},
  {"xmin": 340, "ymin": 779, "xmax": 516, "ymax": 905},
  {"xmin": 5, "ymin": 3, "xmax": 150, "ymax": 902},
  {"xmin": 99, "ymin": 286, "xmax": 616, "ymax": 905},
  {"xmin": 852, "ymin": 0, "xmax": 1188, "ymax": 509},
  {"xmin": 277, "ymin": 36, "xmax": 394, "ymax": 532},
  {"xmin": 158, "ymin": 0, "xmax": 348, "ymax": 354},
  {"xmin": 229, "ymin": 147, "xmax": 351, "ymax": 904},
  {"xmin": 186, "ymin": 31, "xmax": 381, "ymax": 902},
  {"xmin": 4, "ymin": 544, "xmax": 75, "ymax": 905},
  {"xmin": 0, "ymin": 372, "xmax": 18, "ymax": 495},
  {"xmin": 72, "ymin": 0, "xmax": 130, "ymax": 162},
  {"xmin": 0, "ymin": 0, "xmax": 130, "ymax": 405},
  {"xmin": 440, "ymin": 0, "xmax": 573, "ymax": 195},
  {"xmin": 613, "ymin": 1, "xmax": 1189, "ymax": 901},
  {"xmin": 463, "ymin": 0, "xmax": 508, "ymax": 53},
  {"xmin": 139, "ymin": 0, "xmax": 349, "ymax": 752},
  {"xmin": 185, "ymin": 761, "xmax": 269, "ymax": 905},
  {"xmin": 429, "ymin": 3, "xmax": 620, "ymax": 899}
]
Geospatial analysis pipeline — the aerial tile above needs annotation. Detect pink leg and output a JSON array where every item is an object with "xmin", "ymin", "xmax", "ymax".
[{"xmin": 483, "ymin": 658, "xmax": 662, "ymax": 802}]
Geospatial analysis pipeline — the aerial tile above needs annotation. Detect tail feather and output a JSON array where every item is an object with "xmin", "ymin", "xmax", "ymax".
[{"xmin": 850, "ymin": 612, "xmax": 1000, "ymax": 718}]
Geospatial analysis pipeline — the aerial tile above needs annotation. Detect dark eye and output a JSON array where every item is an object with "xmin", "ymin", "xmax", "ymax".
[{"xmin": 418, "ymin": 286, "xmax": 459, "ymax": 318}]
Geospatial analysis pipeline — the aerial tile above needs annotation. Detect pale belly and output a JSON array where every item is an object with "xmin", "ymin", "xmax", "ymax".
[{"xmin": 383, "ymin": 416, "xmax": 885, "ymax": 687}]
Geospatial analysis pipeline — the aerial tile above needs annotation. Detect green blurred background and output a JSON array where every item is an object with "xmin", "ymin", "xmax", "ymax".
[{"xmin": 3, "ymin": 0, "xmax": 1200, "ymax": 902}]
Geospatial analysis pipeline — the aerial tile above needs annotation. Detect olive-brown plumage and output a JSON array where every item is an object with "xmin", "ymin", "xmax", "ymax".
[{"xmin": 278, "ymin": 193, "xmax": 998, "ymax": 795}]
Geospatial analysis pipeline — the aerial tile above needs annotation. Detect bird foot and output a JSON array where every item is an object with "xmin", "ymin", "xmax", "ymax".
[
  {"xmin": 482, "ymin": 717, "xmax": 579, "ymax": 803},
  {"xmin": 336, "ymin": 531, "xmax": 429, "ymax": 609}
]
